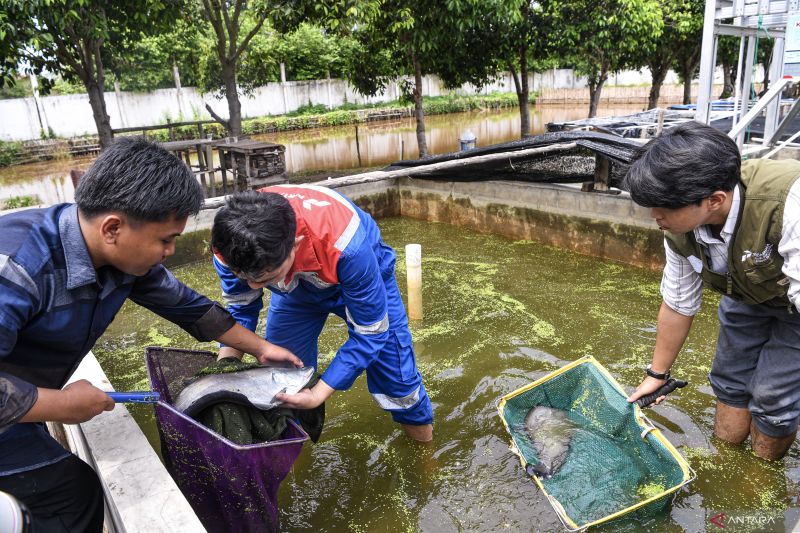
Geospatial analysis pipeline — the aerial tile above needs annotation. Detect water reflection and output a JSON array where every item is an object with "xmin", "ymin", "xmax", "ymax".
[
  {"xmin": 256, "ymin": 104, "xmax": 643, "ymax": 174},
  {"xmin": 0, "ymin": 104, "xmax": 644, "ymax": 204},
  {"xmin": 0, "ymin": 156, "xmax": 93, "ymax": 206}
]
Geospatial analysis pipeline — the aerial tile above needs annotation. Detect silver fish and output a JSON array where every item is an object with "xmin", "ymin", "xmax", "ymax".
[
  {"xmin": 174, "ymin": 366, "xmax": 315, "ymax": 416},
  {"xmin": 523, "ymin": 406, "xmax": 576, "ymax": 479}
]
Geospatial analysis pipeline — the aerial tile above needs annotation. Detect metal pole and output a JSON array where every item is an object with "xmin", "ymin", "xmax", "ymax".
[
  {"xmin": 732, "ymin": 36, "xmax": 746, "ymax": 128},
  {"xmin": 736, "ymin": 36, "xmax": 758, "ymax": 148},
  {"xmin": 765, "ymin": 88, "xmax": 800, "ymax": 146},
  {"xmin": 764, "ymin": 36, "xmax": 786, "ymax": 144},
  {"xmin": 28, "ymin": 74, "xmax": 48, "ymax": 138},
  {"xmin": 355, "ymin": 125, "xmax": 362, "ymax": 167},
  {"xmin": 697, "ymin": 0, "xmax": 720, "ymax": 123}
]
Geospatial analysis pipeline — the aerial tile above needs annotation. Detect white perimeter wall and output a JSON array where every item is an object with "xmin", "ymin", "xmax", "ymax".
[{"xmin": 0, "ymin": 67, "xmax": 718, "ymax": 141}]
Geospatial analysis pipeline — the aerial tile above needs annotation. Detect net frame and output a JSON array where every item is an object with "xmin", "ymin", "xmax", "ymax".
[
  {"xmin": 145, "ymin": 346, "xmax": 310, "ymax": 532},
  {"xmin": 496, "ymin": 355, "xmax": 695, "ymax": 531}
]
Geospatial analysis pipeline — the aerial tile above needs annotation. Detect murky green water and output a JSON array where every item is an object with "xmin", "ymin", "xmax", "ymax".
[{"xmin": 93, "ymin": 218, "xmax": 800, "ymax": 532}]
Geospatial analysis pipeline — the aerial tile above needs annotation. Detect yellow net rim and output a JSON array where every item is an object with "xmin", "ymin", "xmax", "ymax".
[{"xmin": 496, "ymin": 355, "xmax": 696, "ymax": 530}]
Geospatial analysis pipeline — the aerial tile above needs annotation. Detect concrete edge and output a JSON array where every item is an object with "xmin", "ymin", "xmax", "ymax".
[{"xmin": 57, "ymin": 353, "xmax": 205, "ymax": 533}]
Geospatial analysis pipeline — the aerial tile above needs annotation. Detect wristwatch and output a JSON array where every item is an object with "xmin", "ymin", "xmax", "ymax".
[{"xmin": 645, "ymin": 364, "xmax": 670, "ymax": 380}]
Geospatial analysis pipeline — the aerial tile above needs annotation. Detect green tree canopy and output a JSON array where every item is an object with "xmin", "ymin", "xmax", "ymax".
[
  {"xmin": 109, "ymin": 11, "xmax": 205, "ymax": 92},
  {"xmin": 479, "ymin": 0, "xmax": 558, "ymax": 137},
  {"xmin": 342, "ymin": 0, "xmax": 511, "ymax": 157},
  {"xmin": 645, "ymin": 0, "xmax": 704, "ymax": 110},
  {"xmin": 671, "ymin": 0, "xmax": 704, "ymax": 104},
  {"xmin": 549, "ymin": 0, "xmax": 664, "ymax": 117},
  {"xmin": 1, "ymin": 0, "xmax": 184, "ymax": 147}
]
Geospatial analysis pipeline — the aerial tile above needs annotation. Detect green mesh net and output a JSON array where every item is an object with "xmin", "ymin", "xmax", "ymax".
[{"xmin": 498, "ymin": 356, "xmax": 693, "ymax": 530}]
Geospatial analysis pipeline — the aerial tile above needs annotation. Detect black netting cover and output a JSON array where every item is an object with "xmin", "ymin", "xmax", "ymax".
[{"xmin": 384, "ymin": 131, "xmax": 643, "ymax": 188}]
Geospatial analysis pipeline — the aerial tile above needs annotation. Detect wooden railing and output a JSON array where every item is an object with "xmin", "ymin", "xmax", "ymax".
[{"xmin": 112, "ymin": 119, "xmax": 218, "ymax": 141}]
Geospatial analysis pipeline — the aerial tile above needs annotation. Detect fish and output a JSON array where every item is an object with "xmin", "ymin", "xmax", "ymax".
[
  {"xmin": 174, "ymin": 365, "xmax": 315, "ymax": 417},
  {"xmin": 522, "ymin": 405, "xmax": 576, "ymax": 479}
]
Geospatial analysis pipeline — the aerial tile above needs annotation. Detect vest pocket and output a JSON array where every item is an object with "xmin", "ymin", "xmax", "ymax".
[{"xmin": 743, "ymin": 256, "xmax": 785, "ymax": 286}]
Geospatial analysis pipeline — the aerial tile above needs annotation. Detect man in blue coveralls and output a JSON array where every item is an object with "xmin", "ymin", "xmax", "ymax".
[
  {"xmin": 0, "ymin": 138, "xmax": 302, "ymax": 531},
  {"xmin": 210, "ymin": 185, "xmax": 434, "ymax": 442}
]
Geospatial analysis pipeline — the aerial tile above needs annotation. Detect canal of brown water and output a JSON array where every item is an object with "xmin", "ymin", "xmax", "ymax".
[
  {"xmin": 92, "ymin": 218, "xmax": 800, "ymax": 532},
  {"xmin": 0, "ymin": 104, "xmax": 642, "ymax": 206}
]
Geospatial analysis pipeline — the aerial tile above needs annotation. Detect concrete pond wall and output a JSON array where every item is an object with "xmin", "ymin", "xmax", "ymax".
[
  {"xmin": 61, "ymin": 177, "xmax": 662, "ymax": 531},
  {"xmin": 180, "ymin": 177, "xmax": 664, "ymax": 271}
]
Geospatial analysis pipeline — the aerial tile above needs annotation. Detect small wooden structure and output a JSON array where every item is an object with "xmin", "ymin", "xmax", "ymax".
[
  {"xmin": 216, "ymin": 139, "xmax": 287, "ymax": 194},
  {"xmin": 160, "ymin": 138, "xmax": 219, "ymax": 197}
]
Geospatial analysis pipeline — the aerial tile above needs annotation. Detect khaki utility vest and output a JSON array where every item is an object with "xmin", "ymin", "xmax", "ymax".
[{"xmin": 665, "ymin": 159, "xmax": 800, "ymax": 308}]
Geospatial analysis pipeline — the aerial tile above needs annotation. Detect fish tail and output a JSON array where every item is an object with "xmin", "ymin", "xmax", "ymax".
[{"xmin": 526, "ymin": 462, "xmax": 552, "ymax": 479}]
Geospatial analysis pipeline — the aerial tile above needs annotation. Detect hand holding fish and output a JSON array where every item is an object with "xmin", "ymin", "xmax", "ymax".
[
  {"xmin": 254, "ymin": 341, "xmax": 304, "ymax": 368},
  {"xmin": 275, "ymin": 379, "xmax": 335, "ymax": 409},
  {"xmin": 626, "ymin": 376, "xmax": 669, "ymax": 406},
  {"xmin": 215, "ymin": 323, "xmax": 303, "ymax": 367}
]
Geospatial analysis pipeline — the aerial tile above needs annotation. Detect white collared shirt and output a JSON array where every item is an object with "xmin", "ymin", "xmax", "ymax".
[{"xmin": 661, "ymin": 181, "xmax": 800, "ymax": 315}]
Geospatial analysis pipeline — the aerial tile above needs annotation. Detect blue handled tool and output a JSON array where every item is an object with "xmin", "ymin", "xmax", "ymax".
[{"xmin": 108, "ymin": 391, "xmax": 161, "ymax": 403}]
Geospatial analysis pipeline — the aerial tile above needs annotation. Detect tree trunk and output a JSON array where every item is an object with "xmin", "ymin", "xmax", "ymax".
[
  {"xmin": 761, "ymin": 56, "xmax": 771, "ymax": 96},
  {"xmin": 412, "ymin": 54, "xmax": 428, "ymax": 158},
  {"xmin": 647, "ymin": 63, "xmax": 669, "ymax": 109},
  {"xmin": 682, "ymin": 76, "xmax": 692, "ymax": 105},
  {"xmin": 720, "ymin": 61, "xmax": 736, "ymax": 99},
  {"xmin": 81, "ymin": 42, "xmax": 112, "ymax": 149},
  {"xmin": 222, "ymin": 60, "xmax": 242, "ymax": 136},
  {"xmin": 85, "ymin": 81, "xmax": 113, "ymax": 149},
  {"xmin": 511, "ymin": 48, "xmax": 531, "ymax": 137},
  {"xmin": 587, "ymin": 70, "xmax": 608, "ymax": 118},
  {"xmin": 678, "ymin": 46, "xmax": 702, "ymax": 104}
]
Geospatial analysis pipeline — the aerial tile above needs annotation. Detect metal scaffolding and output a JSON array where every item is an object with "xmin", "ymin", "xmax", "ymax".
[{"xmin": 696, "ymin": 0, "xmax": 800, "ymax": 154}]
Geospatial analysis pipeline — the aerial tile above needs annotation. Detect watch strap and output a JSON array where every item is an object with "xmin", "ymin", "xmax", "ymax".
[{"xmin": 645, "ymin": 365, "xmax": 670, "ymax": 380}]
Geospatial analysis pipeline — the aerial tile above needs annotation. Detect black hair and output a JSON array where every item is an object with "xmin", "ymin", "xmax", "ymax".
[
  {"xmin": 623, "ymin": 121, "xmax": 741, "ymax": 209},
  {"xmin": 75, "ymin": 136, "xmax": 204, "ymax": 222},
  {"xmin": 211, "ymin": 191, "xmax": 296, "ymax": 278}
]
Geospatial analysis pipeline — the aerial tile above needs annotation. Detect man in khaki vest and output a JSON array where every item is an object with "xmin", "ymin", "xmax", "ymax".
[{"xmin": 625, "ymin": 121, "xmax": 800, "ymax": 460}]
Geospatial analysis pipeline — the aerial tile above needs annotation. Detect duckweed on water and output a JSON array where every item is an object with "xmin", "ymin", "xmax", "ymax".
[
  {"xmin": 92, "ymin": 217, "xmax": 790, "ymax": 532},
  {"xmin": 637, "ymin": 482, "xmax": 666, "ymax": 499},
  {"xmin": 146, "ymin": 327, "xmax": 172, "ymax": 346}
]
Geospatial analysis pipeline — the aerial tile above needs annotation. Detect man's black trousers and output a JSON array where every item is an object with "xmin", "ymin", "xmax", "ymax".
[{"xmin": 0, "ymin": 455, "xmax": 103, "ymax": 532}]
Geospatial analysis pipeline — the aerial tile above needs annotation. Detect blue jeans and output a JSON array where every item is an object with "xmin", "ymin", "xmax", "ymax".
[{"xmin": 710, "ymin": 296, "xmax": 800, "ymax": 437}]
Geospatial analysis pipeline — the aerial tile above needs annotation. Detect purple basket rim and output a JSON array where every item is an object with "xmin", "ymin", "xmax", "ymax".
[
  {"xmin": 144, "ymin": 346, "xmax": 310, "ymax": 449},
  {"xmin": 155, "ymin": 400, "xmax": 310, "ymax": 449}
]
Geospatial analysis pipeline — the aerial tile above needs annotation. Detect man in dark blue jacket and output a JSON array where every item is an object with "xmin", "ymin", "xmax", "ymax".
[{"xmin": 0, "ymin": 138, "xmax": 301, "ymax": 531}]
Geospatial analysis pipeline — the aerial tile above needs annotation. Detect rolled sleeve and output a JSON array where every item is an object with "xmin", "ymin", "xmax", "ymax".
[
  {"xmin": 0, "ymin": 257, "xmax": 41, "ymax": 430},
  {"xmin": 323, "ymin": 244, "xmax": 390, "ymax": 391},
  {"xmin": 780, "ymin": 179, "xmax": 800, "ymax": 309},
  {"xmin": 128, "ymin": 264, "xmax": 235, "ymax": 341},
  {"xmin": 0, "ymin": 373, "xmax": 38, "ymax": 432},
  {"xmin": 661, "ymin": 239, "xmax": 703, "ymax": 316}
]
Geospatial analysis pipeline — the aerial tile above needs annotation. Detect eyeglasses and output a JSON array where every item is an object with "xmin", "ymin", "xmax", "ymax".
[{"xmin": 232, "ymin": 269, "xmax": 282, "ymax": 286}]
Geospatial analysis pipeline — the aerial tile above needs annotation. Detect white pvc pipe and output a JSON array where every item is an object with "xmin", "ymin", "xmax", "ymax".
[{"xmin": 405, "ymin": 244, "xmax": 423, "ymax": 320}]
